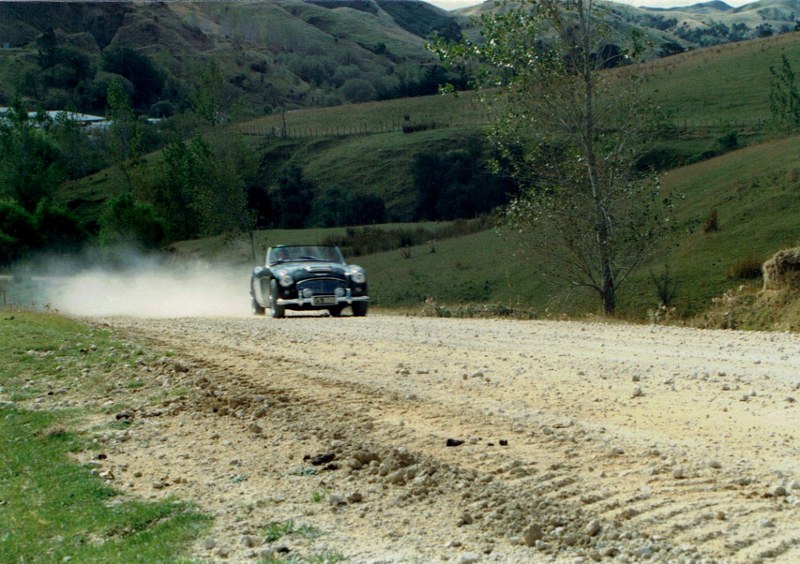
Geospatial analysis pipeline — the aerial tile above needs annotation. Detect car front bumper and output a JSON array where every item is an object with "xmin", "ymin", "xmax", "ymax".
[{"xmin": 276, "ymin": 289, "xmax": 369, "ymax": 308}]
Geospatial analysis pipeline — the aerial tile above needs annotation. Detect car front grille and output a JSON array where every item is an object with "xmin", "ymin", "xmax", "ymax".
[{"xmin": 297, "ymin": 277, "xmax": 344, "ymax": 296}]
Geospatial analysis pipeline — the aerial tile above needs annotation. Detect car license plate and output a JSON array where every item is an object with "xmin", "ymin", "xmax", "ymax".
[{"xmin": 312, "ymin": 296, "xmax": 336, "ymax": 306}]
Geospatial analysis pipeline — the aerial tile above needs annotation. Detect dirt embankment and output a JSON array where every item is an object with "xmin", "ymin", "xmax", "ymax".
[{"xmin": 66, "ymin": 315, "xmax": 800, "ymax": 562}]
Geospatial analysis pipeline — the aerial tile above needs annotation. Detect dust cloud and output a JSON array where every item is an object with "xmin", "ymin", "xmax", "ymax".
[{"xmin": 10, "ymin": 248, "xmax": 251, "ymax": 318}]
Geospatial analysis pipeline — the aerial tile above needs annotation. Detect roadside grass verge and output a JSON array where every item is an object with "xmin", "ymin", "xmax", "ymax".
[{"xmin": 0, "ymin": 311, "xmax": 210, "ymax": 561}]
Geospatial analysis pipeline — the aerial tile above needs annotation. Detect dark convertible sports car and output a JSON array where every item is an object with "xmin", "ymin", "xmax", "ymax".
[{"xmin": 250, "ymin": 245, "xmax": 368, "ymax": 318}]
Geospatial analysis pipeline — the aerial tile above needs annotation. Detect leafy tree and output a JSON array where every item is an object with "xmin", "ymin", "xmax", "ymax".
[
  {"xmin": 273, "ymin": 166, "xmax": 314, "ymax": 229},
  {"xmin": 769, "ymin": 54, "xmax": 800, "ymax": 132},
  {"xmin": 106, "ymin": 78, "xmax": 143, "ymax": 195},
  {"xmin": 0, "ymin": 199, "xmax": 38, "ymax": 265},
  {"xmin": 192, "ymin": 59, "xmax": 226, "ymax": 126},
  {"xmin": 102, "ymin": 47, "xmax": 164, "ymax": 110},
  {"xmin": 341, "ymin": 78, "xmax": 376, "ymax": 103},
  {"xmin": 33, "ymin": 198, "xmax": 86, "ymax": 252},
  {"xmin": 412, "ymin": 139, "xmax": 514, "ymax": 221},
  {"xmin": 433, "ymin": 0, "xmax": 673, "ymax": 315},
  {"xmin": 0, "ymin": 100, "xmax": 65, "ymax": 212},
  {"xmin": 187, "ymin": 136, "xmax": 250, "ymax": 236},
  {"xmin": 155, "ymin": 134, "xmax": 251, "ymax": 239},
  {"xmin": 99, "ymin": 193, "xmax": 165, "ymax": 249}
]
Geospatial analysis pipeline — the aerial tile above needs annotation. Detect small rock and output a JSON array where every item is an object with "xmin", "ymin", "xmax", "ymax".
[
  {"xmin": 457, "ymin": 552, "xmax": 480, "ymax": 564},
  {"xmin": 584, "ymin": 519, "xmax": 602, "ymax": 537},
  {"xmin": 329, "ymin": 494, "xmax": 346, "ymax": 506},
  {"xmin": 773, "ymin": 485, "xmax": 788, "ymax": 497},
  {"xmin": 241, "ymin": 535, "xmax": 258, "ymax": 548},
  {"xmin": 457, "ymin": 511, "xmax": 474, "ymax": 526},
  {"xmin": 523, "ymin": 523, "xmax": 543, "ymax": 546},
  {"xmin": 346, "ymin": 491, "xmax": 363, "ymax": 503},
  {"xmin": 204, "ymin": 538, "xmax": 216, "ymax": 550},
  {"xmin": 631, "ymin": 386, "xmax": 643, "ymax": 398},
  {"xmin": 446, "ymin": 438, "xmax": 465, "ymax": 447}
]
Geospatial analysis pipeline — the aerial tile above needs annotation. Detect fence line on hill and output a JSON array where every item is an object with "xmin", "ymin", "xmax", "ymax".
[{"xmin": 235, "ymin": 116, "xmax": 769, "ymax": 140}]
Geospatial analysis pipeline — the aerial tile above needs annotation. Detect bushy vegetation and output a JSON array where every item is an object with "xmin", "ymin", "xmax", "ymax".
[{"xmin": 322, "ymin": 217, "xmax": 491, "ymax": 257}]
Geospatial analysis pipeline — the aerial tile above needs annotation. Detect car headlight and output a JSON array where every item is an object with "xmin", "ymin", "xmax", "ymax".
[
  {"xmin": 350, "ymin": 268, "xmax": 366, "ymax": 284},
  {"xmin": 277, "ymin": 270, "xmax": 294, "ymax": 287}
]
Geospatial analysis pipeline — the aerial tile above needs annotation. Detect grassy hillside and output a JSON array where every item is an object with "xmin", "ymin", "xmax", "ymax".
[
  {"xmin": 644, "ymin": 32, "xmax": 800, "ymax": 127},
  {"xmin": 343, "ymin": 134, "xmax": 800, "ymax": 318}
]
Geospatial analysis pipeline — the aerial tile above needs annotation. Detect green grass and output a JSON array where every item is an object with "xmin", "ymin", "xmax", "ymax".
[
  {"xmin": 263, "ymin": 520, "xmax": 322, "ymax": 543},
  {"xmin": 0, "ymin": 312, "xmax": 210, "ymax": 561},
  {"xmin": 644, "ymin": 33, "xmax": 800, "ymax": 128}
]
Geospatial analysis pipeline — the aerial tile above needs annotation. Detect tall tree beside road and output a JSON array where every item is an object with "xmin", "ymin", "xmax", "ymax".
[{"xmin": 432, "ymin": 0, "xmax": 674, "ymax": 315}]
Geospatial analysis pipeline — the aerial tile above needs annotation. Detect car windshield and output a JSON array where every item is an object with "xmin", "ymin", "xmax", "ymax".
[{"xmin": 268, "ymin": 245, "xmax": 345, "ymax": 266}]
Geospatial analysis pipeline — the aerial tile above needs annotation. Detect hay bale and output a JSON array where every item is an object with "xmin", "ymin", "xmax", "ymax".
[{"xmin": 763, "ymin": 247, "xmax": 800, "ymax": 290}]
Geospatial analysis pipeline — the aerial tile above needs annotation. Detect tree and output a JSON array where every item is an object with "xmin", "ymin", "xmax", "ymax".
[
  {"xmin": 769, "ymin": 54, "xmax": 800, "ymax": 132},
  {"xmin": 106, "ymin": 77, "xmax": 143, "ymax": 195},
  {"xmin": 0, "ymin": 100, "xmax": 65, "ymax": 212},
  {"xmin": 432, "ymin": 0, "xmax": 673, "ymax": 315},
  {"xmin": 156, "ymin": 134, "xmax": 251, "ymax": 239},
  {"xmin": 102, "ymin": 47, "xmax": 164, "ymax": 111},
  {"xmin": 99, "ymin": 193, "xmax": 165, "ymax": 249}
]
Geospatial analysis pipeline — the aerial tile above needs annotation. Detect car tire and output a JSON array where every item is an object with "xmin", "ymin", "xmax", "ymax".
[
  {"xmin": 252, "ymin": 297, "xmax": 266, "ymax": 315},
  {"xmin": 328, "ymin": 306, "xmax": 343, "ymax": 317},
  {"xmin": 351, "ymin": 302, "xmax": 368, "ymax": 317},
  {"xmin": 269, "ymin": 280, "xmax": 286, "ymax": 319}
]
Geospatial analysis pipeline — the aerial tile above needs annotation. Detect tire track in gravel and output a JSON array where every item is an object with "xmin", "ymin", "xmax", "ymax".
[{"xmin": 104, "ymin": 315, "xmax": 800, "ymax": 562}]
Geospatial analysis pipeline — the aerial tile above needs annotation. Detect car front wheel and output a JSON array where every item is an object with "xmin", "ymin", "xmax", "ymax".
[
  {"xmin": 270, "ymin": 280, "xmax": 286, "ymax": 319},
  {"xmin": 351, "ymin": 302, "xmax": 368, "ymax": 317},
  {"xmin": 252, "ymin": 297, "xmax": 266, "ymax": 315}
]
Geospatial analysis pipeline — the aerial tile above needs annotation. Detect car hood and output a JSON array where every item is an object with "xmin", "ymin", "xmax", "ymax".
[{"xmin": 274, "ymin": 261, "xmax": 348, "ymax": 280}]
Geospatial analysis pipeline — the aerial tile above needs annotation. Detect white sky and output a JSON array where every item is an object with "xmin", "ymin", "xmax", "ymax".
[{"xmin": 427, "ymin": 0, "xmax": 757, "ymax": 10}]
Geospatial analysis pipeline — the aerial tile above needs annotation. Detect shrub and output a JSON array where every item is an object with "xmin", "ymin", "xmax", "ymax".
[
  {"xmin": 703, "ymin": 209, "xmax": 719, "ymax": 233},
  {"xmin": 727, "ymin": 255, "xmax": 763, "ymax": 280}
]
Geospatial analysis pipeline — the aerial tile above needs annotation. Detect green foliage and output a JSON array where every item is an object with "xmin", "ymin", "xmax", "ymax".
[
  {"xmin": 727, "ymin": 255, "xmax": 763, "ymax": 280},
  {"xmin": 192, "ymin": 59, "xmax": 226, "ymax": 126},
  {"xmin": 433, "ymin": 0, "xmax": 669, "ymax": 315},
  {"xmin": 102, "ymin": 47, "xmax": 164, "ymax": 111},
  {"xmin": 0, "ymin": 199, "xmax": 38, "ymax": 265},
  {"xmin": 154, "ymin": 134, "xmax": 251, "ymax": 239},
  {"xmin": 309, "ymin": 188, "xmax": 385, "ymax": 228},
  {"xmin": 322, "ymin": 218, "xmax": 490, "ymax": 257},
  {"xmin": 99, "ymin": 193, "xmax": 165, "ymax": 249},
  {"xmin": 769, "ymin": 54, "xmax": 800, "ymax": 132},
  {"xmin": 263, "ymin": 520, "xmax": 322, "ymax": 543},
  {"xmin": 703, "ymin": 209, "xmax": 719, "ymax": 233},
  {"xmin": 273, "ymin": 165, "xmax": 314, "ymax": 229},
  {"xmin": 33, "ymin": 198, "xmax": 86, "ymax": 252},
  {"xmin": 411, "ymin": 138, "xmax": 515, "ymax": 221},
  {"xmin": 0, "ymin": 100, "xmax": 66, "ymax": 211},
  {"xmin": 106, "ymin": 78, "xmax": 144, "ymax": 194}
]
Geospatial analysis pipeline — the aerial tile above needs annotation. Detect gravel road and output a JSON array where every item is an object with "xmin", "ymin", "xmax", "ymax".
[{"xmin": 82, "ymin": 314, "xmax": 800, "ymax": 562}]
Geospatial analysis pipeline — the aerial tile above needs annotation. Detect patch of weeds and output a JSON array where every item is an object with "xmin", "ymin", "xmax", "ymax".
[
  {"xmin": 230, "ymin": 473, "xmax": 248, "ymax": 484},
  {"xmin": 106, "ymin": 419, "xmax": 132, "ymax": 431},
  {"xmin": 264, "ymin": 520, "xmax": 322, "ymax": 543},
  {"xmin": 288, "ymin": 467, "xmax": 318, "ymax": 477},
  {"xmin": 125, "ymin": 379, "xmax": 145, "ymax": 389},
  {"xmin": 310, "ymin": 488, "xmax": 330, "ymax": 503}
]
